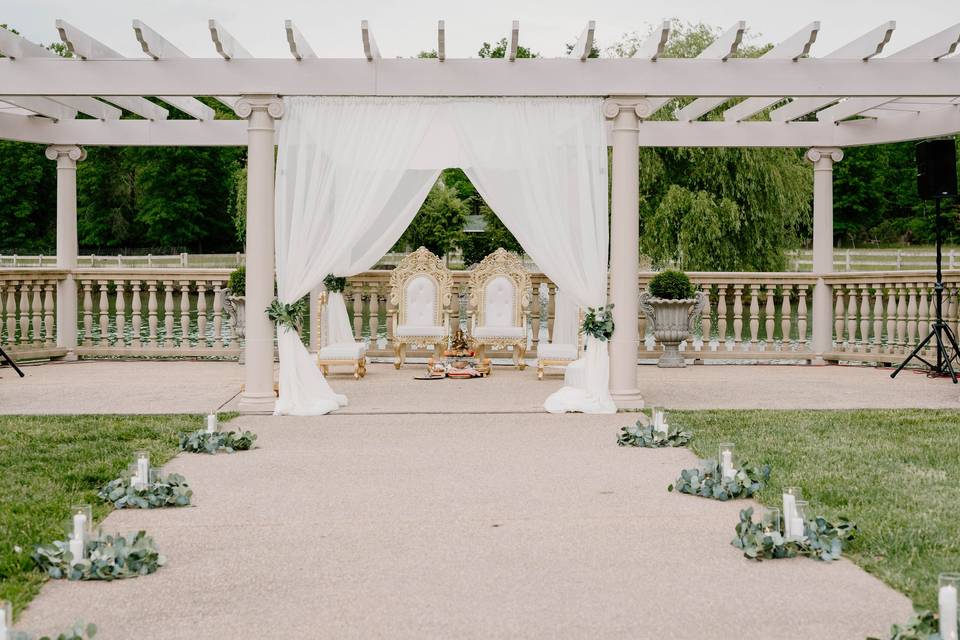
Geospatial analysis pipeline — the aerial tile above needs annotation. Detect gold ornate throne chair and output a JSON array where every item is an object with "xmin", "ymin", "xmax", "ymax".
[
  {"xmin": 467, "ymin": 248, "xmax": 532, "ymax": 371},
  {"xmin": 388, "ymin": 247, "xmax": 454, "ymax": 369}
]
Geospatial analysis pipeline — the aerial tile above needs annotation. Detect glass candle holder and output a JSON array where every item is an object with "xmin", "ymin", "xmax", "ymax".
[
  {"xmin": 782, "ymin": 487, "xmax": 802, "ymax": 539},
  {"xmin": 149, "ymin": 466, "xmax": 163, "ymax": 484},
  {"xmin": 791, "ymin": 500, "xmax": 809, "ymax": 540},
  {"xmin": 1, "ymin": 599, "xmax": 11, "ymax": 639},
  {"xmin": 649, "ymin": 406, "xmax": 663, "ymax": 429},
  {"xmin": 939, "ymin": 573, "xmax": 960, "ymax": 640},
  {"xmin": 760, "ymin": 507, "xmax": 781, "ymax": 535},
  {"xmin": 658, "ymin": 412, "xmax": 670, "ymax": 433},
  {"xmin": 69, "ymin": 504, "xmax": 93, "ymax": 541},
  {"xmin": 718, "ymin": 443, "xmax": 736, "ymax": 479}
]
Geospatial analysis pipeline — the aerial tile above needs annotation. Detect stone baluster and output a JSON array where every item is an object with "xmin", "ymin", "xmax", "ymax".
[
  {"xmin": 146, "ymin": 281, "xmax": 159, "ymax": 347},
  {"xmin": 19, "ymin": 282, "xmax": 30, "ymax": 344},
  {"xmin": 858, "ymin": 284, "xmax": 871, "ymax": 354},
  {"xmin": 716, "ymin": 284, "xmax": 728, "ymax": 350},
  {"xmin": 97, "ymin": 280, "xmax": 110, "ymax": 346},
  {"xmin": 885, "ymin": 285, "xmax": 897, "ymax": 355},
  {"xmin": 211, "ymin": 281, "xmax": 224, "ymax": 348},
  {"xmin": 926, "ymin": 287, "xmax": 938, "ymax": 357},
  {"xmin": 352, "ymin": 286, "xmax": 363, "ymax": 340},
  {"xmin": 846, "ymin": 284, "xmax": 858, "ymax": 353},
  {"xmin": 780, "ymin": 285, "xmax": 793, "ymax": 351},
  {"xmin": 905, "ymin": 283, "xmax": 918, "ymax": 351},
  {"xmin": 833, "ymin": 285, "xmax": 845, "ymax": 352},
  {"xmin": 701, "ymin": 284, "xmax": 713, "ymax": 351},
  {"xmin": 764, "ymin": 285, "xmax": 775, "ymax": 350},
  {"xmin": 43, "ymin": 280, "xmax": 56, "ymax": 347},
  {"xmin": 81, "ymin": 280, "xmax": 93, "ymax": 346},
  {"xmin": 732, "ymin": 284, "xmax": 744, "ymax": 349},
  {"xmin": 197, "ymin": 281, "xmax": 208, "ymax": 348},
  {"xmin": 530, "ymin": 281, "xmax": 541, "ymax": 349},
  {"xmin": 948, "ymin": 285, "xmax": 959, "ymax": 343},
  {"xmin": 796, "ymin": 285, "xmax": 808, "ymax": 350},
  {"xmin": 31, "ymin": 281, "xmax": 43, "ymax": 345},
  {"xmin": 369, "ymin": 283, "xmax": 380, "ymax": 346},
  {"xmin": 546, "ymin": 283, "xmax": 557, "ymax": 343},
  {"xmin": 114, "ymin": 280, "xmax": 126, "ymax": 347},
  {"xmin": 872, "ymin": 286, "xmax": 884, "ymax": 354},
  {"xmin": 896, "ymin": 283, "xmax": 908, "ymax": 354},
  {"xmin": 917, "ymin": 284, "xmax": 929, "ymax": 354},
  {"xmin": 179, "ymin": 281, "xmax": 191, "ymax": 347},
  {"xmin": 163, "ymin": 281, "xmax": 175, "ymax": 348},
  {"xmin": 130, "ymin": 281, "xmax": 142, "ymax": 348},
  {"xmin": 748, "ymin": 284, "xmax": 760, "ymax": 349},
  {"xmin": 5, "ymin": 282, "xmax": 17, "ymax": 344}
]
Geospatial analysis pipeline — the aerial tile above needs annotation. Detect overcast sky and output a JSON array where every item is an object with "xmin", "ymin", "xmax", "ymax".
[{"xmin": 5, "ymin": 0, "xmax": 959, "ymax": 59}]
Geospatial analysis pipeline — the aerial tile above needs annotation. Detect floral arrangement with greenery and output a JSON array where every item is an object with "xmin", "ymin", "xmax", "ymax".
[
  {"xmin": 33, "ymin": 531, "xmax": 165, "ymax": 581},
  {"xmin": 669, "ymin": 459, "xmax": 770, "ymax": 500},
  {"xmin": 97, "ymin": 473, "xmax": 192, "ymax": 509},
  {"xmin": 266, "ymin": 298, "xmax": 308, "ymax": 333},
  {"xmin": 581, "ymin": 304, "xmax": 615, "ymax": 341},
  {"xmin": 12, "ymin": 622, "xmax": 97, "ymax": 640},
  {"xmin": 731, "ymin": 507, "xmax": 858, "ymax": 562},
  {"xmin": 179, "ymin": 429, "xmax": 257, "ymax": 454},
  {"xmin": 226, "ymin": 265, "xmax": 245, "ymax": 297},
  {"xmin": 616, "ymin": 419, "xmax": 692, "ymax": 448},
  {"xmin": 648, "ymin": 269, "xmax": 696, "ymax": 300},
  {"xmin": 867, "ymin": 610, "xmax": 940, "ymax": 640},
  {"xmin": 323, "ymin": 274, "xmax": 348, "ymax": 293}
]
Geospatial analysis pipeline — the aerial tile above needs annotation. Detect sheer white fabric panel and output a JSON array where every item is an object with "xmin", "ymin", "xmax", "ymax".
[
  {"xmin": 324, "ymin": 292, "xmax": 357, "ymax": 347},
  {"xmin": 551, "ymin": 289, "xmax": 579, "ymax": 346},
  {"xmin": 273, "ymin": 97, "xmax": 439, "ymax": 415},
  {"xmin": 449, "ymin": 98, "xmax": 615, "ymax": 413}
]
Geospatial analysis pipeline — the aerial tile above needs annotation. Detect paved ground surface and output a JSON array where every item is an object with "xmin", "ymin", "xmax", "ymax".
[
  {"xmin": 17, "ymin": 413, "xmax": 911, "ymax": 639},
  {"xmin": 2, "ymin": 359, "xmax": 958, "ymax": 414}
]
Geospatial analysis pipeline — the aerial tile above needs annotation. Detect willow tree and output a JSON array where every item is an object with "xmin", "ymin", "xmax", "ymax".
[{"xmin": 610, "ymin": 22, "xmax": 812, "ymax": 271}]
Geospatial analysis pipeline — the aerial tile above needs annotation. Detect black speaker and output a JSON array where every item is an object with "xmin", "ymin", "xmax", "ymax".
[{"xmin": 916, "ymin": 138, "xmax": 958, "ymax": 199}]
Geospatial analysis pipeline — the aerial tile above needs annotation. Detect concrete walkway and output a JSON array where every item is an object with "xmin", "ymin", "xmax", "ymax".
[
  {"xmin": 17, "ymin": 413, "xmax": 911, "ymax": 639},
  {"xmin": 1, "ymin": 359, "xmax": 958, "ymax": 414}
]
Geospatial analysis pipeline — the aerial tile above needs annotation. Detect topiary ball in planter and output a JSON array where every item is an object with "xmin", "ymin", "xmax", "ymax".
[
  {"xmin": 226, "ymin": 266, "xmax": 245, "ymax": 297},
  {"xmin": 640, "ymin": 270, "xmax": 706, "ymax": 368}
]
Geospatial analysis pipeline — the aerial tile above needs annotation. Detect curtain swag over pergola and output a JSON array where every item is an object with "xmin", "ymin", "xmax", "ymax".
[{"xmin": 1, "ymin": 18, "xmax": 959, "ymax": 412}]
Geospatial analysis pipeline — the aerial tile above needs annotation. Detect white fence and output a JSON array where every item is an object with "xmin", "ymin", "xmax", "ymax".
[{"xmin": 789, "ymin": 248, "xmax": 959, "ymax": 272}]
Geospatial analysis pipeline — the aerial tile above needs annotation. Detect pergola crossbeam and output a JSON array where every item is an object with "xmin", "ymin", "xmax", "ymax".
[
  {"xmin": 285, "ymin": 20, "xmax": 316, "ymax": 61},
  {"xmin": 361, "ymin": 20, "xmax": 381, "ymax": 61},
  {"xmin": 568, "ymin": 21, "xmax": 595, "ymax": 61},
  {"xmin": 437, "ymin": 20, "xmax": 446, "ymax": 62}
]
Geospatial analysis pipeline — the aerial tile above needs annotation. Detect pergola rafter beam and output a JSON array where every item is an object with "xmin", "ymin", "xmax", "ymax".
[
  {"xmin": 678, "ymin": 21, "xmax": 819, "ymax": 122},
  {"xmin": 284, "ymin": 20, "xmax": 316, "ymax": 60},
  {"xmin": 568, "ymin": 21, "xmax": 595, "ymax": 61},
  {"xmin": 507, "ymin": 20, "xmax": 519, "ymax": 61},
  {"xmin": 361, "ymin": 20, "xmax": 381, "ymax": 61},
  {"xmin": 0, "ymin": 96, "xmax": 76, "ymax": 121},
  {"xmin": 49, "ymin": 96, "xmax": 121, "ymax": 120},
  {"xmin": 209, "ymin": 20, "xmax": 252, "ymax": 60},
  {"xmin": 634, "ymin": 20, "xmax": 671, "ymax": 61},
  {"xmin": 437, "ymin": 20, "xmax": 445, "ymax": 62}
]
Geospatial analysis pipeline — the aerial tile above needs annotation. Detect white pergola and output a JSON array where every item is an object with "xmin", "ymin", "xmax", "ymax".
[{"xmin": 1, "ymin": 19, "xmax": 958, "ymax": 412}]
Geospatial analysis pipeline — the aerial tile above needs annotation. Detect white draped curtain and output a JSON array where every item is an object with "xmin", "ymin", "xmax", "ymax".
[{"xmin": 273, "ymin": 96, "xmax": 614, "ymax": 415}]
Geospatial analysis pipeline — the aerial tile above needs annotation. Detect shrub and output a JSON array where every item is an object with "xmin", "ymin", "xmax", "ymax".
[
  {"xmin": 648, "ymin": 269, "xmax": 696, "ymax": 300},
  {"xmin": 226, "ymin": 266, "xmax": 245, "ymax": 297}
]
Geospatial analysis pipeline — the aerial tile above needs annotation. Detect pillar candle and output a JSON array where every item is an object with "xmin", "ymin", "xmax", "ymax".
[
  {"xmin": 72, "ymin": 511, "xmax": 87, "ymax": 542},
  {"xmin": 68, "ymin": 535, "xmax": 85, "ymax": 562},
  {"xmin": 137, "ymin": 455, "xmax": 149, "ymax": 487},
  {"xmin": 721, "ymin": 450, "xmax": 735, "ymax": 479},
  {"xmin": 782, "ymin": 493, "xmax": 797, "ymax": 537},
  {"xmin": 206, "ymin": 413, "xmax": 218, "ymax": 433},
  {"xmin": 940, "ymin": 584, "xmax": 958, "ymax": 640}
]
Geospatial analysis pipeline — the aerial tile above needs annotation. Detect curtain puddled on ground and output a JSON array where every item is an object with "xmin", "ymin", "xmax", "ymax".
[
  {"xmin": 274, "ymin": 96, "xmax": 613, "ymax": 415},
  {"xmin": 274, "ymin": 97, "xmax": 440, "ymax": 415},
  {"xmin": 449, "ymin": 98, "xmax": 615, "ymax": 413}
]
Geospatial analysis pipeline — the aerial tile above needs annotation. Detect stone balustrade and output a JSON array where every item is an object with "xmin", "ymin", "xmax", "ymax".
[{"xmin": 2, "ymin": 266, "xmax": 959, "ymax": 368}]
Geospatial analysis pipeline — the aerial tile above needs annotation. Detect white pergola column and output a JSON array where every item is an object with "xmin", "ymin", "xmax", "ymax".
[
  {"xmin": 45, "ymin": 144, "xmax": 86, "ymax": 360},
  {"xmin": 806, "ymin": 147, "xmax": 843, "ymax": 362},
  {"xmin": 603, "ymin": 98, "xmax": 654, "ymax": 409},
  {"xmin": 235, "ymin": 95, "xmax": 284, "ymax": 414}
]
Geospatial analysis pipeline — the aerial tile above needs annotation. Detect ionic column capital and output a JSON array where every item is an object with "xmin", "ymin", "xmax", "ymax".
[
  {"xmin": 45, "ymin": 145, "xmax": 87, "ymax": 167},
  {"xmin": 234, "ymin": 95, "xmax": 285, "ymax": 120},
  {"xmin": 805, "ymin": 147, "xmax": 844, "ymax": 168},
  {"xmin": 603, "ymin": 98, "xmax": 654, "ymax": 132}
]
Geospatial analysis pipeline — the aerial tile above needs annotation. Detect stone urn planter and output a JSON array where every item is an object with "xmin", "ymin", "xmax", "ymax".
[
  {"xmin": 222, "ymin": 293, "xmax": 246, "ymax": 364},
  {"xmin": 639, "ymin": 270, "xmax": 707, "ymax": 368}
]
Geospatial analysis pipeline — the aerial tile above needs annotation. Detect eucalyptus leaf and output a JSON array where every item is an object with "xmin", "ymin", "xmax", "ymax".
[
  {"xmin": 179, "ymin": 429, "xmax": 257, "ymax": 454},
  {"xmin": 670, "ymin": 459, "xmax": 770, "ymax": 501},
  {"xmin": 97, "ymin": 473, "xmax": 193, "ymax": 509},
  {"xmin": 32, "ymin": 531, "xmax": 164, "ymax": 582},
  {"xmin": 616, "ymin": 420, "xmax": 692, "ymax": 448}
]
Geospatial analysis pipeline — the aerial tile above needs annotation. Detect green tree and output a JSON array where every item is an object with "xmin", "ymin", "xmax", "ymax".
[
  {"xmin": 77, "ymin": 147, "xmax": 138, "ymax": 249},
  {"xmin": 395, "ymin": 176, "xmax": 468, "ymax": 259},
  {"xmin": 460, "ymin": 204, "xmax": 524, "ymax": 266},
  {"xmin": 478, "ymin": 38, "xmax": 538, "ymax": 59},
  {"xmin": 0, "ymin": 141, "xmax": 56, "ymax": 252}
]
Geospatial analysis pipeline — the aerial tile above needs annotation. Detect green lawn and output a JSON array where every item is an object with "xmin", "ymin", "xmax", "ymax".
[
  {"xmin": 0, "ymin": 414, "xmax": 234, "ymax": 619},
  {"xmin": 673, "ymin": 409, "xmax": 960, "ymax": 612}
]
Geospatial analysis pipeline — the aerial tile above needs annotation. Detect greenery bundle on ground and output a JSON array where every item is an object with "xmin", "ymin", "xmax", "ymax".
[
  {"xmin": 731, "ymin": 507, "xmax": 857, "ymax": 562},
  {"xmin": 0, "ymin": 414, "xmax": 236, "ymax": 616},
  {"xmin": 867, "ymin": 609, "xmax": 940, "ymax": 640},
  {"xmin": 323, "ymin": 274, "xmax": 347, "ymax": 293},
  {"xmin": 12, "ymin": 622, "xmax": 97, "ymax": 640},
  {"xmin": 669, "ymin": 459, "xmax": 770, "ymax": 500},
  {"xmin": 32, "ymin": 531, "xmax": 165, "ymax": 581},
  {"xmin": 97, "ymin": 473, "xmax": 192, "ymax": 509},
  {"xmin": 673, "ymin": 409, "xmax": 960, "ymax": 611},
  {"xmin": 178, "ymin": 429, "xmax": 256, "ymax": 454},
  {"xmin": 581, "ymin": 304, "xmax": 615, "ymax": 341},
  {"xmin": 648, "ymin": 269, "xmax": 696, "ymax": 300},
  {"xmin": 616, "ymin": 420, "xmax": 692, "ymax": 448}
]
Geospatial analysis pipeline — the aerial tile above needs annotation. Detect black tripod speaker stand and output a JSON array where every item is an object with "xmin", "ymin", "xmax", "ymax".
[
  {"xmin": 0, "ymin": 345, "xmax": 25, "ymax": 378},
  {"xmin": 890, "ymin": 194, "xmax": 960, "ymax": 382}
]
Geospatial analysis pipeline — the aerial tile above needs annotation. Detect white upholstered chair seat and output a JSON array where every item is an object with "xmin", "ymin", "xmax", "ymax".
[
  {"xmin": 473, "ymin": 325, "xmax": 526, "ymax": 339},
  {"xmin": 395, "ymin": 324, "xmax": 448, "ymax": 337},
  {"xmin": 318, "ymin": 342, "xmax": 366, "ymax": 359},
  {"xmin": 537, "ymin": 342, "xmax": 578, "ymax": 361}
]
